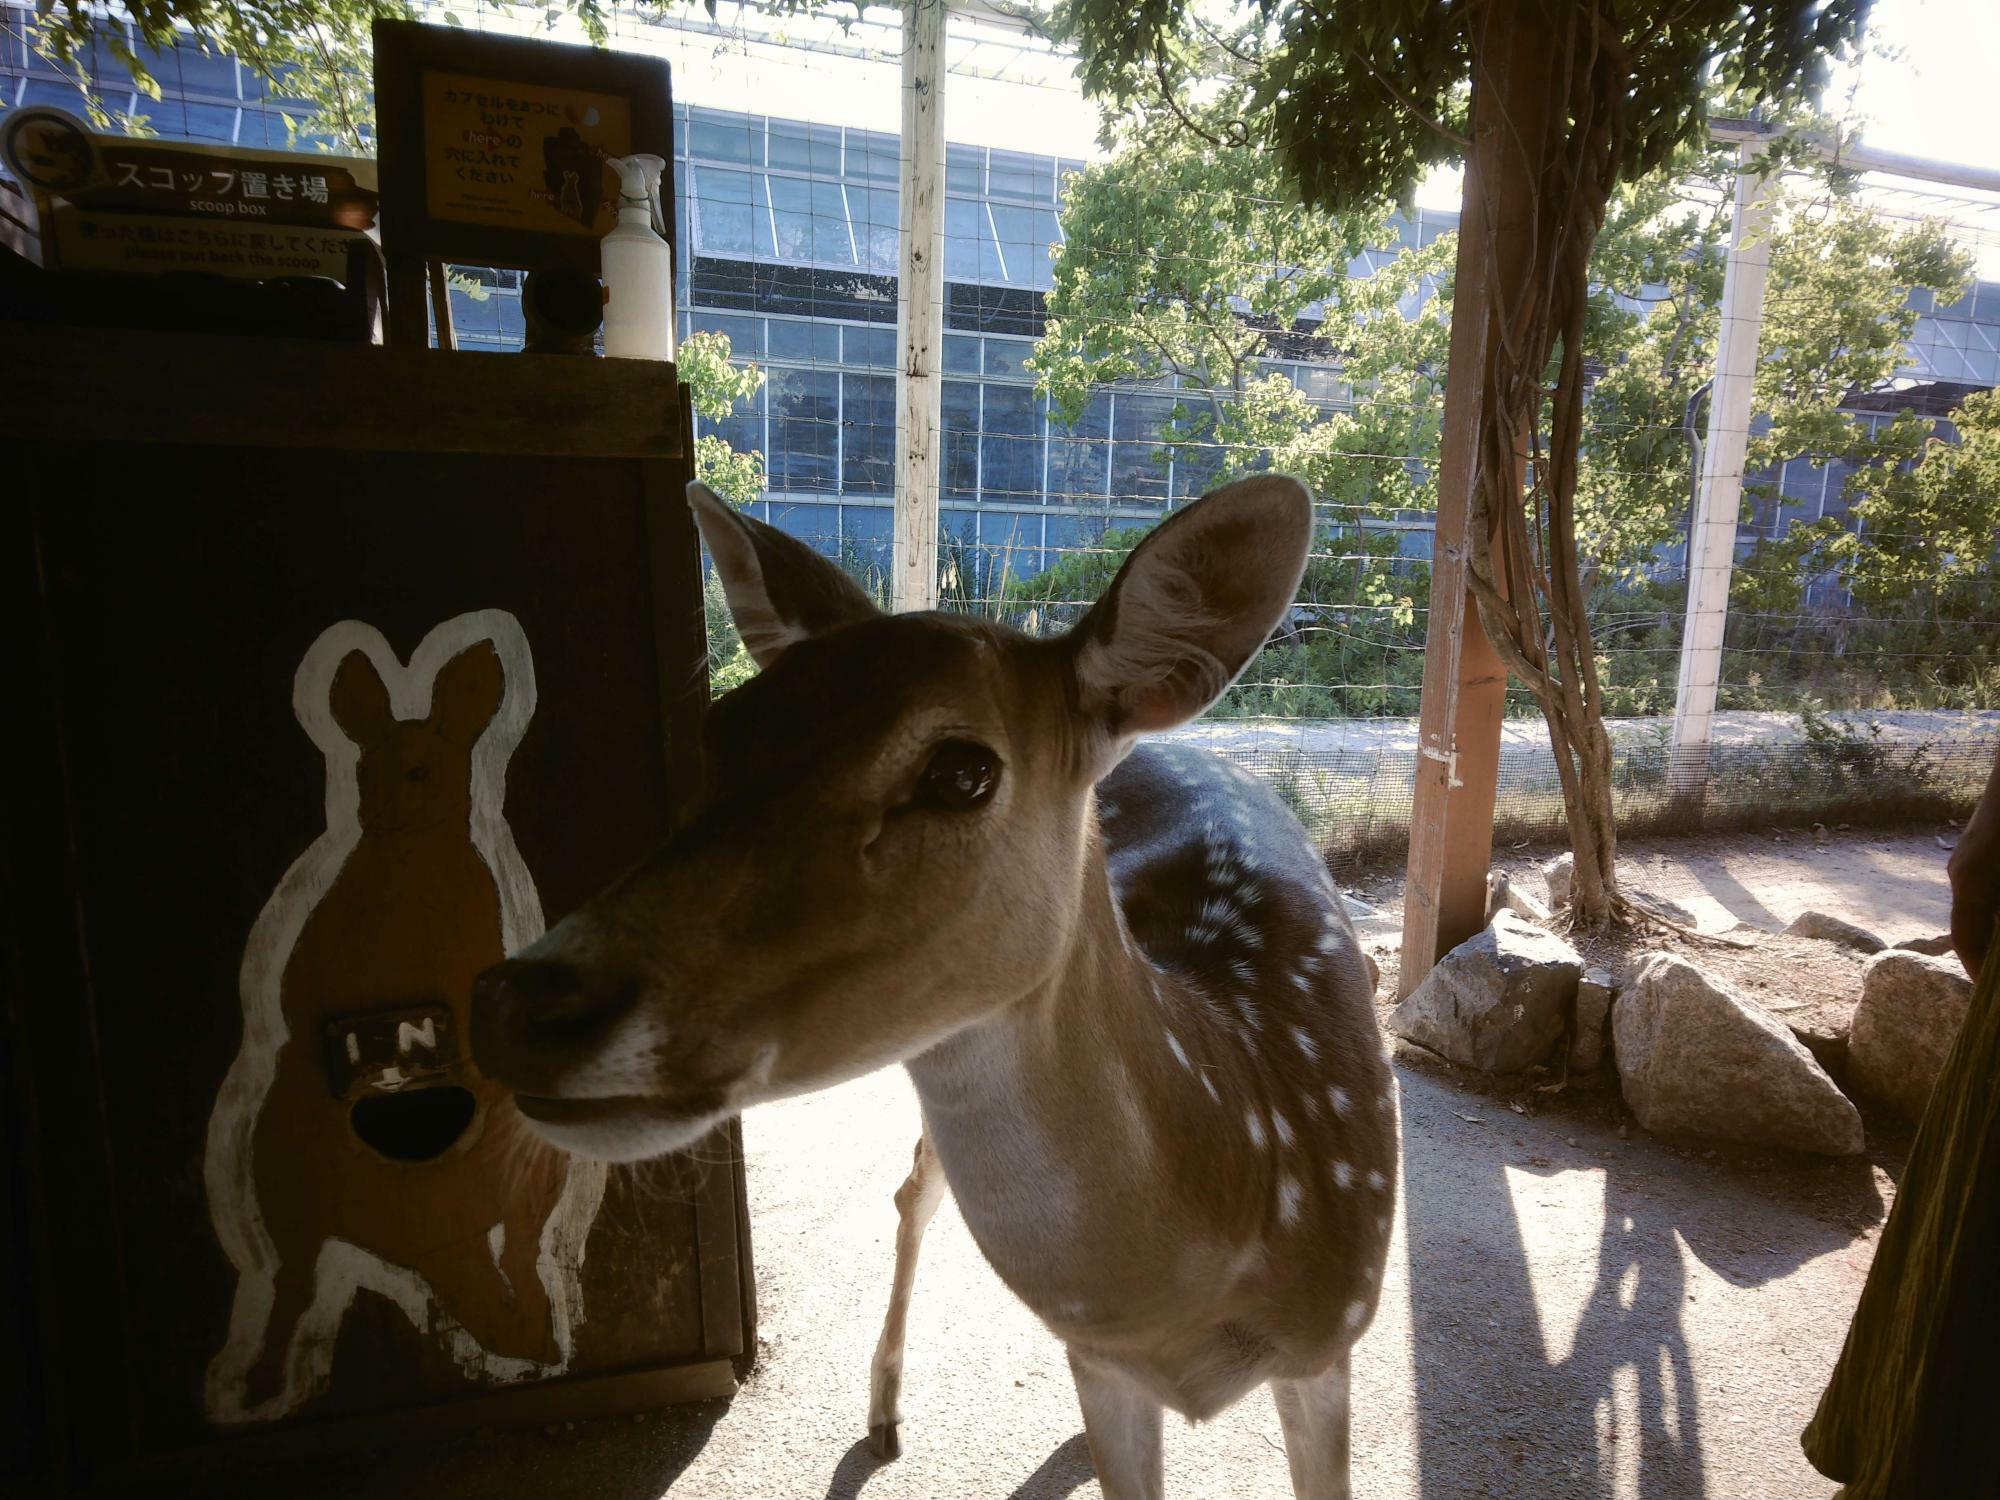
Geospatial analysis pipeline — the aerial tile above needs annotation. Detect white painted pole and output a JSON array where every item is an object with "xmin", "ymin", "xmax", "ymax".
[
  {"xmin": 893, "ymin": 0, "xmax": 946, "ymax": 614},
  {"xmin": 1669, "ymin": 142, "xmax": 1772, "ymax": 809}
]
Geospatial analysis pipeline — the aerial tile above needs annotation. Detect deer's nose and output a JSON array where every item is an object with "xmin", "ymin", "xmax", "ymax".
[{"xmin": 470, "ymin": 958, "xmax": 634, "ymax": 1087}]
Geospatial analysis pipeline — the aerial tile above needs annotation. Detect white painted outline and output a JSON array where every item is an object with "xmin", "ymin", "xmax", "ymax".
[{"xmin": 202, "ymin": 609, "xmax": 608, "ymax": 1426}]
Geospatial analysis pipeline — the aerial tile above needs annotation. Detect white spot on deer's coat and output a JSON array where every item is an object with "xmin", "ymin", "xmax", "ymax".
[
  {"xmin": 1202, "ymin": 1071, "xmax": 1221, "ymax": 1104},
  {"xmin": 1333, "ymin": 1160, "xmax": 1356, "ymax": 1190},
  {"xmin": 1277, "ymin": 1174, "xmax": 1302, "ymax": 1225},
  {"xmin": 1291, "ymin": 1025, "xmax": 1319, "ymax": 1062},
  {"xmin": 1346, "ymin": 1299, "xmax": 1367, "ymax": 1330},
  {"xmin": 1271, "ymin": 1109, "xmax": 1296, "ymax": 1148},
  {"xmin": 1166, "ymin": 1030, "xmax": 1192, "ymax": 1073},
  {"xmin": 1367, "ymin": 1169, "xmax": 1388, "ymax": 1192},
  {"xmin": 1234, "ymin": 996, "xmax": 1261, "ymax": 1033},
  {"xmin": 1246, "ymin": 1109, "xmax": 1267, "ymax": 1149},
  {"xmin": 1330, "ymin": 1085, "xmax": 1352, "ymax": 1118},
  {"xmin": 1316, "ymin": 923, "xmax": 1344, "ymax": 954}
]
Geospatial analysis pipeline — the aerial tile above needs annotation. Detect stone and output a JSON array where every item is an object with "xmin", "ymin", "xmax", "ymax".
[
  {"xmin": 1388, "ymin": 910, "xmax": 1581, "ymax": 1073},
  {"xmin": 1569, "ymin": 967, "xmax": 1613, "ymax": 1073},
  {"xmin": 1486, "ymin": 870, "xmax": 1552, "ymax": 925},
  {"xmin": 1892, "ymin": 932, "xmax": 1957, "ymax": 957},
  {"xmin": 1363, "ymin": 951, "xmax": 1381, "ymax": 995},
  {"xmin": 1627, "ymin": 889, "xmax": 1699, "ymax": 927},
  {"xmin": 1848, "ymin": 950, "xmax": 1974, "ymax": 1122},
  {"xmin": 1783, "ymin": 910, "xmax": 1886, "ymax": 954},
  {"xmin": 1613, "ymin": 953, "xmax": 1864, "ymax": 1156},
  {"xmin": 1542, "ymin": 852, "xmax": 1575, "ymax": 911}
]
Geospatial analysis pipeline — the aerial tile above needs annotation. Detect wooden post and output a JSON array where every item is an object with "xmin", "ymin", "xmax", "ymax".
[
  {"xmin": 1397, "ymin": 0, "xmax": 1550, "ymax": 997},
  {"xmin": 1669, "ymin": 144, "xmax": 1772, "ymax": 816},
  {"xmin": 893, "ymin": 0, "xmax": 947, "ymax": 614}
]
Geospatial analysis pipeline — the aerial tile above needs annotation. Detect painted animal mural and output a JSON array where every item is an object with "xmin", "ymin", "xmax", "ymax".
[{"xmin": 203, "ymin": 610, "xmax": 607, "ymax": 1425}]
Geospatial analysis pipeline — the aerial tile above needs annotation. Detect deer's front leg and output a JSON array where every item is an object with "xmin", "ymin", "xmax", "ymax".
[
  {"xmin": 868, "ymin": 1126, "xmax": 944, "ymax": 1460},
  {"xmin": 1068, "ymin": 1348, "xmax": 1165, "ymax": 1500},
  {"xmin": 1270, "ymin": 1354, "xmax": 1352, "ymax": 1500}
]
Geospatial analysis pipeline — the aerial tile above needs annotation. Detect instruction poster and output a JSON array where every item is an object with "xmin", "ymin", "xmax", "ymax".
[{"xmin": 419, "ymin": 69, "xmax": 632, "ymax": 236}]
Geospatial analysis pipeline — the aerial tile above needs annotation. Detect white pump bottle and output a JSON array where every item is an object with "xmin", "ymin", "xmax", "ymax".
[{"xmin": 601, "ymin": 153, "xmax": 675, "ymax": 362}]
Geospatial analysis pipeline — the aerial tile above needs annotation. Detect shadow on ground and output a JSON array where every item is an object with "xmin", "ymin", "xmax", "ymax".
[
  {"xmin": 1398, "ymin": 1065, "xmax": 1877, "ymax": 1500},
  {"xmin": 110, "ymin": 1395, "xmax": 730, "ymax": 1500}
]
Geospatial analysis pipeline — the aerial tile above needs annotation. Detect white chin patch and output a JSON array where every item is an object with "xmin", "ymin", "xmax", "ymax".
[{"xmin": 522, "ymin": 1109, "xmax": 726, "ymax": 1164}]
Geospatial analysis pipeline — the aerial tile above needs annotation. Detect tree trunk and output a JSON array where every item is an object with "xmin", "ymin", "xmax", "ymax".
[{"xmin": 1458, "ymin": 0, "xmax": 1635, "ymax": 930}]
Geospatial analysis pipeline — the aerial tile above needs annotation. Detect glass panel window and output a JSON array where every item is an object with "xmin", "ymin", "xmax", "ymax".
[
  {"xmin": 769, "ymin": 119, "xmax": 840, "ymax": 176},
  {"xmin": 1048, "ymin": 392, "xmax": 1110, "ymax": 504},
  {"xmin": 1171, "ymin": 404, "xmax": 1227, "ymax": 503},
  {"xmin": 158, "ymin": 41, "xmax": 239, "ymax": 98},
  {"xmin": 844, "ymin": 324, "xmax": 895, "ymax": 368},
  {"xmin": 21, "ymin": 77, "xmax": 93, "ymax": 114},
  {"xmin": 768, "ymin": 501, "xmax": 835, "ymax": 555},
  {"xmin": 183, "ymin": 102, "xmax": 238, "ymax": 142},
  {"xmin": 946, "ymin": 143, "xmax": 984, "ymax": 195},
  {"xmin": 767, "ymin": 318, "xmax": 839, "ymax": 363},
  {"xmin": 767, "ymin": 366, "xmax": 839, "ymax": 493},
  {"xmin": 694, "ymin": 167, "xmax": 775, "ymax": 258},
  {"xmin": 770, "ymin": 175, "xmax": 853, "ymax": 265},
  {"xmin": 988, "ymin": 203, "xmax": 1058, "ymax": 287},
  {"xmin": 840, "ymin": 504, "xmax": 894, "ymax": 587},
  {"xmin": 944, "ymin": 334, "xmax": 981, "ymax": 374},
  {"xmin": 133, "ymin": 96, "xmax": 189, "ymax": 136},
  {"xmin": 944, "ymin": 196, "xmax": 985, "ymax": 282},
  {"xmin": 842, "ymin": 373, "xmax": 895, "ymax": 494},
  {"xmin": 979, "ymin": 511, "xmax": 1044, "ymax": 583},
  {"xmin": 1110, "ymin": 392, "xmax": 1174, "ymax": 508},
  {"xmin": 705, "ymin": 382, "xmax": 765, "ymax": 467},
  {"xmin": 980, "ymin": 384, "xmax": 1044, "ymax": 502},
  {"xmin": 689, "ymin": 311, "xmax": 765, "ymax": 357},
  {"xmin": 851, "ymin": 184, "xmax": 899, "ymax": 273},
  {"xmin": 942, "ymin": 379, "xmax": 981, "ymax": 499},
  {"xmin": 983, "ymin": 337, "xmax": 1034, "ymax": 378},
  {"xmin": 845, "ymin": 129, "xmax": 899, "ymax": 183},
  {"xmin": 988, "ymin": 149, "xmax": 1053, "ymax": 202},
  {"xmin": 689, "ymin": 108, "xmax": 761, "ymax": 165}
]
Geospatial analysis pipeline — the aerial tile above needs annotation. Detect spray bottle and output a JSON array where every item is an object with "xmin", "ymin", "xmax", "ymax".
[{"xmin": 601, "ymin": 153, "xmax": 674, "ymax": 361}]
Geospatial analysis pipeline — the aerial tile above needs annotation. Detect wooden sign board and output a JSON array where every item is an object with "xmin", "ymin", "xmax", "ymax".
[
  {"xmin": 0, "ymin": 106, "xmax": 377, "ymax": 282},
  {"xmin": 1, "ymin": 327, "xmax": 744, "ymax": 1492},
  {"xmin": 372, "ymin": 19, "xmax": 675, "ymax": 346}
]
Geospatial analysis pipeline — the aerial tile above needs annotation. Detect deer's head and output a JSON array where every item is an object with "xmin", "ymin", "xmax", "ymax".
[{"xmin": 470, "ymin": 476, "xmax": 1311, "ymax": 1161}]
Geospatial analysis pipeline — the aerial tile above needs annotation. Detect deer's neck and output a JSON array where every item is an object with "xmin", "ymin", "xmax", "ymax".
[{"xmin": 903, "ymin": 813, "xmax": 1157, "ymax": 1301}]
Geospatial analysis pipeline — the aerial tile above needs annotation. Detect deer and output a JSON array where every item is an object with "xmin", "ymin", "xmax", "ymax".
[{"xmin": 470, "ymin": 473, "xmax": 1399, "ymax": 1499}]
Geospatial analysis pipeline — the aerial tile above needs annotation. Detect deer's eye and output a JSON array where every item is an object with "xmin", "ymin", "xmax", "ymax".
[{"xmin": 919, "ymin": 741, "xmax": 999, "ymax": 809}]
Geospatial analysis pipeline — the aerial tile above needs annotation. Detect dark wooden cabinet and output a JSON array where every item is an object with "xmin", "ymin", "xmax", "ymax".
[{"xmin": 1, "ymin": 326, "xmax": 750, "ymax": 1492}]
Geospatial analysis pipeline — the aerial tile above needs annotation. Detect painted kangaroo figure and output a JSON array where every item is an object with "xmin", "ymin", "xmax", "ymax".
[{"xmin": 472, "ymin": 475, "xmax": 1397, "ymax": 1498}]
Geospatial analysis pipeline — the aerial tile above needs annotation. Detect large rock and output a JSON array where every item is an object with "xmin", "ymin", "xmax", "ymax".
[
  {"xmin": 1847, "ymin": 950, "xmax": 1974, "ymax": 1122},
  {"xmin": 1487, "ymin": 870, "xmax": 1552, "ymax": 925},
  {"xmin": 1784, "ymin": 910, "xmax": 1886, "ymax": 954},
  {"xmin": 1542, "ymin": 853, "xmax": 1575, "ymax": 911},
  {"xmin": 1613, "ymin": 953, "xmax": 1864, "ymax": 1156},
  {"xmin": 1569, "ymin": 967, "xmax": 1613, "ymax": 1073},
  {"xmin": 1389, "ymin": 910, "xmax": 1580, "ymax": 1073},
  {"xmin": 1892, "ymin": 932, "xmax": 1956, "ymax": 957}
]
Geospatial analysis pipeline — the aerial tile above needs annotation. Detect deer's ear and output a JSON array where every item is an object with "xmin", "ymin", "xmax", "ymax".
[
  {"xmin": 1068, "ymin": 475, "xmax": 1311, "ymax": 737},
  {"xmin": 688, "ymin": 482, "xmax": 882, "ymax": 669}
]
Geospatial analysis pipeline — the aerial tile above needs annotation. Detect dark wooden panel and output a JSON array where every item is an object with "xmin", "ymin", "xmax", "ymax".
[
  {"xmin": 17, "ymin": 433, "xmax": 722, "ymax": 1464},
  {"xmin": 0, "ymin": 326, "xmax": 684, "ymax": 458}
]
